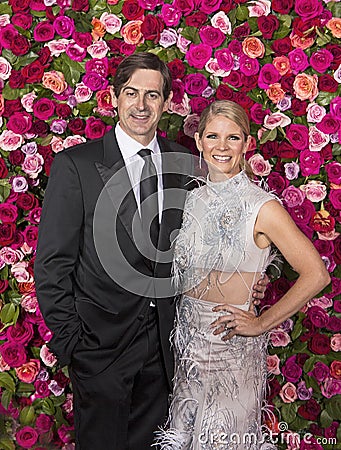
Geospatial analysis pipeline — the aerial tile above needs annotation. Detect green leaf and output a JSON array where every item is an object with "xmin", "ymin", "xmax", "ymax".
[
  {"xmin": 332, "ymin": 143, "xmax": 341, "ymax": 157},
  {"xmin": 41, "ymin": 398, "xmax": 56, "ymax": 415},
  {"xmin": 236, "ymin": 5, "xmax": 249, "ymax": 22},
  {"xmin": 325, "ymin": 396, "xmax": 341, "ymax": 420},
  {"xmin": 89, "ymin": 0, "xmax": 108, "ymax": 11},
  {"xmin": 291, "ymin": 322, "xmax": 303, "ymax": 341},
  {"xmin": 0, "ymin": 3, "xmax": 12, "ymax": 14},
  {"xmin": 320, "ymin": 409, "xmax": 333, "ymax": 428},
  {"xmin": 19, "ymin": 406, "xmax": 36, "ymax": 426},
  {"xmin": 77, "ymin": 101, "xmax": 96, "ymax": 117},
  {"xmin": 0, "ymin": 438, "xmax": 15, "ymax": 450},
  {"xmin": 1, "ymin": 390, "xmax": 12, "ymax": 411},
  {"xmin": 0, "ymin": 303, "xmax": 18, "ymax": 326},
  {"xmin": 65, "ymin": 11, "xmax": 92, "ymax": 33},
  {"xmin": 180, "ymin": 27, "xmax": 200, "ymax": 44},
  {"xmin": 272, "ymin": 26, "xmax": 291, "ymax": 40},
  {"xmin": 16, "ymin": 383, "xmax": 34, "ymax": 394},
  {"xmin": 317, "ymin": 91, "xmax": 334, "ymax": 107},
  {"xmin": 279, "ymin": 15, "xmax": 292, "ymax": 28},
  {"xmin": 259, "ymin": 128, "xmax": 277, "ymax": 145},
  {"xmin": 2, "ymin": 84, "xmax": 30, "ymax": 101},
  {"xmin": 1, "ymin": 49, "xmax": 18, "ymax": 66},
  {"xmin": 280, "ymin": 403, "xmax": 298, "ymax": 424},
  {"xmin": 0, "ymin": 373, "xmax": 16, "ymax": 393},
  {"xmin": 0, "ymin": 181, "xmax": 11, "ymax": 203}
]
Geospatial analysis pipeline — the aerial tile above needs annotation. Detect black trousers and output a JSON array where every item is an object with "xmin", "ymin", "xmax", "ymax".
[{"xmin": 69, "ymin": 308, "xmax": 169, "ymax": 449}]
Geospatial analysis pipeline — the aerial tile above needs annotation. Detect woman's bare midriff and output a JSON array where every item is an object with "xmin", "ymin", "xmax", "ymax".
[{"xmin": 184, "ymin": 270, "xmax": 263, "ymax": 305}]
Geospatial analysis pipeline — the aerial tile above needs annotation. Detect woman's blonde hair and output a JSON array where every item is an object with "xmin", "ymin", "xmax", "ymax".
[{"xmin": 196, "ymin": 100, "xmax": 253, "ymax": 177}]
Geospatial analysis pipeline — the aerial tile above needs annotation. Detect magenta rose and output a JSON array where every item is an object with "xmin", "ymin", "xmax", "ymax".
[
  {"xmin": 33, "ymin": 98, "xmax": 55, "ymax": 121},
  {"xmin": 12, "ymin": 13, "xmax": 33, "ymax": 30},
  {"xmin": 309, "ymin": 361, "xmax": 330, "ymax": 382},
  {"xmin": 160, "ymin": 4, "xmax": 182, "ymax": 27},
  {"xmin": 239, "ymin": 55, "xmax": 259, "ymax": 76},
  {"xmin": 295, "ymin": 0, "xmax": 324, "ymax": 20},
  {"xmin": 321, "ymin": 377, "xmax": 341, "ymax": 398},
  {"xmin": 307, "ymin": 306, "xmax": 330, "ymax": 328},
  {"xmin": 24, "ymin": 225, "xmax": 39, "ymax": 249},
  {"xmin": 199, "ymin": 25, "xmax": 225, "ymax": 48},
  {"xmin": 267, "ymin": 172, "xmax": 288, "ymax": 195},
  {"xmin": 6, "ymin": 321, "xmax": 34, "ymax": 345},
  {"xmin": 329, "ymin": 189, "xmax": 341, "ymax": 210},
  {"xmin": 84, "ymin": 116, "xmax": 108, "ymax": 139},
  {"xmin": 224, "ymin": 71, "xmax": 243, "ymax": 88},
  {"xmin": 288, "ymin": 198, "xmax": 315, "ymax": 225},
  {"xmin": 0, "ymin": 24, "xmax": 18, "ymax": 49},
  {"xmin": 0, "ymin": 203, "xmax": 18, "ymax": 223},
  {"xmin": 73, "ymin": 31, "xmax": 92, "ymax": 49},
  {"xmin": 250, "ymin": 103, "xmax": 269, "ymax": 124},
  {"xmin": 258, "ymin": 64, "xmax": 280, "ymax": 89},
  {"xmin": 82, "ymin": 72, "xmax": 108, "ymax": 91},
  {"xmin": 309, "ymin": 333, "xmax": 331, "ymax": 355},
  {"xmin": 186, "ymin": 43, "xmax": 212, "ymax": 69},
  {"xmin": 314, "ymin": 239, "xmax": 334, "ymax": 257},
  {"xmin": 33, "ymin": 21, "xmax": 55, "ymax": 42},
  {"xmin": 228, "ymin": 39, "xmax": 242, "ymax": 55},
  {"xmin": 281, "ymin": 355, "xmax": 302, "ymax": 382},
  {"xmin": 189, "ymin": 97, "xmax": 210, "ymax": 114},
  {"xmin": 7, "ymin": 112, "xmax": 32, "ymax": 135},
  {"xmin": 53, "ymin": 15, "xmax": 75, "ymax": 38},
  {"xmin": 0, "ymin": 341, "xmax": 27, "ymax": 367},
  {"xmin": 215, "ymin": 48, "xmax": 235, "ymax": 72},
  {"xmin": 325, "ymin": 162, "xmax": 341, "ymax": 184},
  {"xmin": 200, "ymin": 0, "xmax": 222, "ymax": 14},
  {"xmin": 316, "ymin": 114, "xmax": 340, "ymax": 134},
  {"xmin": 327, "ymin": 317, "xmax": 341, "ymax": 333},
  {"xmin": 184, "ymin": 73, "xmax": 208, "ymax": 95},
  {"xmin": 330, "ymin": 97, "xmax": 341, "ymax": 120},
  {"xmin": 299, "ymin": 150, "xmax": 323, "ymax": 176},
  {"xmin": 35, "ymin": 414, "xmax": 54, "ymax": 434},
  {"xmin": 15, "ymin": 427, "xmax": 38, "ymax": 449},
  {"xmin": 286, "ymin": 124, "xmax": 309, "ymax": 150},
  {"xmin": 282, "ymin": 185, "xmax": 305, "ymax": 208},
  {"xmin": 310, "ymin": 49, "xmax": 334, "ymax": 73}
]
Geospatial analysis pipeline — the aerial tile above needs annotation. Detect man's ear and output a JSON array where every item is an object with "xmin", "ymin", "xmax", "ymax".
[
  {"xmin": 163, "ymin": 91, "xmax": 173, "ymax": 112},
  {"xmin": 112, "ymin": 91, "xmax": 118, "ymax": 108}
]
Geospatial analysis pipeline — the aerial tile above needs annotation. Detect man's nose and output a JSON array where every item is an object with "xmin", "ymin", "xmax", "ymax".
[{"xmin": 136, "ymin": 93, "xmax": 146, "ymax": 110}]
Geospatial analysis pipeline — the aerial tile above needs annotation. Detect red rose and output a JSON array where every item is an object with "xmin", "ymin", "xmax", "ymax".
[
  {"xmin": 271, "ymin": 0, "xmax": 293, "ymax": 14},
  {"xmin": 168, "ymin": 59, "xmax": 186, "ymax": 79},
  {"xmin": 309, "ymin": 333, "xmax": 331, "ymax": 355},
  {"xmin": 334, "ymin": 236, "xmax": 341, "ymax": 265},
  {"xmin": 10, "ymin": 34, "xmax": 31, "ymax": 56},
  {"xmin": 108, "ymin": 56, "xmax": 124, "ymax": 77},
  {"xmin": 327, "ymin": 317, "xmax": 341, "ymax": 333},
  {"xmin": 267, "ymin": 172, "xmax": 288, "ymax": 195},
  {"xmin": 33, "ymin": 98, "xmax": 55, "ymax": 121},
  {"xmin": 293, "ymin": 17, "xmax": 317, "ymax": 39},
  {"xmin": 31, "ymin": 120, "xmax": 49, "ymax": 137},
  {"xmin": 7, "ymin": 112, "xmax": 32, "ymax": 135},
  {"xmin": 258, "ymin": 15, "xmax": 280, "ymax": 39},
  {"xmin": 216, "ymin": 84, "xmax": 234, "ymax": 100},
  {"xmin": 260, "ymin": 141, "xmax": 279, "ymax": 160},
  {"xmin": 141, "ymin": 15, "xmax": 164, "ymax": 42},
  {"xmin": 326, "ymin": 44, "xmax": 341, "ymax": 70},
  {"xmin": 3, "ymin": 98, "xmax": 22, "ymax": 118},
  {"xmin": 0, "ymin": 158, "xmax": 8, "ymax": 178},
  {"xmin": 220, "ymin": 0, "xmax": 234, "ymax": 13},
  {"xmin": 296, "ymin": 353, "xmax": 310, "ymax": 367},
  {"xmin": 72, "ymin": 0, "xmax": 89, "ymax": 12},
  {"xmin": 272, "ymin": 277, "xmax": 291, "ymax": 299},
  {"xmin": 233, "ymin": 22, "xmax": 250, "ymax": 39},
  {"xmin": 9, "ymin": 0, "xmax": 30, "ymax": 12},
  {"xmin": 122, "ymin": 0, "xmax": 143, "ymax": 20},
  {"xmin": 8, "ymin": 149, "xmax": 25, "ymax": 166},
  {"xmin": 68, "ymin": 118, "xmax": 86, "ymax": 135},
  {"xmin": 44, "ymin": 154, "xmax": 54, "ymax": 177},
  {"xmin": 268, "ymin": 378, "xmax": 281, "ymax": 400},
  {"xmin": 9, "ymin": 70, "xmax": 27, "ymax": 89},
  {"xmin": 0, "ymin": 24, "xmax": 18, "ymax": 49},
  {"xmin": 85, "ymin": 116, "xmax": 108, "ymax": 139},
  {"xmin": 0, "ymin": 223, "xmax": 16, "ymax": 245},
  {"xmin": 233, "ymin": 91, "xmax": 253, "ymax": 110},
  {"xmin": 21, "ymin": 60, "xmax": 45, "ymax": 83},
  {"xmin": 16, "ymin": 192, "xmax": 38, "ymax": 211},
  {"xmin": 224, "ymin": 71, "xmax": 243, "ymax": 88},
  {"xmin": 37, "ymin": 46, "xmax": 51, "ymax": 65},
  {"xmin": 318, "ymin": 74, "xmax": 338, "ymax": 93},
  {"xmin": 271, "ymin": 37, "xmax": 292, "ymax": 56},
  {"xmin": 242, "ymin": 74, "xmax": 258, "ymax": 91},
  {"xmin": 55, "ymin": 103, "xmax": 72, "ymax": 119},
  {"xmin": 37, "ymin": 144, "xmax": 52, "ymax": 160},
  {"xmin": 281, "ymin": 74, "xmax": 295, "ymax": 95},
  {"xmin": 173, "ymin": 0, "xmax": 195, "ymax": 15},
  {"xmin": 0, "ymin": 279, "xmax": 8, "ymax": 293},
  {"xmin": 278, "ymin": 141, "xmax": 298, "ymax": 159},
  {"xmin": 185, "ymin": 12, "xmax": 208, "ymax": 27},
  {"xmin": 189, "ymin": 97, "xmax": 211, "ymax": 114},
  {"xmin": 24, "ymin": 225, "xmax": 39, "ymax": 249},
  {"xmin": 298, "ymin": 398, "xmax": 321, "ymax": 421},
  {"xmin": 11, "ymin": 13, "xmax": 33, "ymax": 30},
  {"xmin": 291, "ymin": 98, "xmax": 307, "ymax": 116}
]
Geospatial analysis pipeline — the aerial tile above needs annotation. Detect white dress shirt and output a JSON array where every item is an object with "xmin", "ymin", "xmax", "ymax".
[{"xmin": 115, "ymin": 123, "xmax": 163, "ymax": 222}]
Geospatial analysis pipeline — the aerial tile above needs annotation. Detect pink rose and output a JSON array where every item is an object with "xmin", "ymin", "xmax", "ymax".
[
  {"xmin": 22, "ymin": 154, "xmax": 44, "ymax": 179},
  {"xmin": 15, "ymin": 426, "xmax": 38, "ymax": 449},
  {"xmin": 299, "ymin": 150, "xmax": 323, "ymax": 176},
  {"xmin": 66, "ymin": 41, "xmax": 87, "ymax": 62},
  {"xmin": 0, "ymin": 56, "xmax": 12, "ymax": 80},
  {"xmin": 284, "ymin": 161, "xmax": 300, "ymax": 181},
  {"xmin": 15, "ymin": 359, "xmax": 40, "ymax": 383},
  {"xmin": 21, "ymin": 92, "xmax": 37, "ymax": 113},
  {"xmin": 183, "ymin": 113, "xmax": 200, "ymax": 138},
  {"xmin": 42, "ymin": 70, "xmax": 67, "ymax": 94},
  {"xmin": 159, "ymin": 29, "xmax": 178, "ymax": 48},
  {"xmin": 211, "ymin": 11, "xmax": 231, "ymax": 35},
  {"xmin": 57, "ymin": 424, "xmax": 74, "ymax": 444},
  {"xmin": 263, "ymin": 112, "xmax": 291, "ymax": 130},
  {"xmin": 21, "ymin": 292, "xmax": 38, "ymax": 313},
  {"xmin": 87, "ymin": 40, "xmax": 109, "ymax": 59},
  {"xmin": 308, "ymin": 296, "xmax": 333, "ymax": 309},
  {"xmin": 186, "ymin": 43, "xmax": 212, "ymax": 69},
  {"xmin": 46, "ymin": 39, "xmax": 69, "ymax": 57},
  {"xmin": 266, "ymin": 354, "xmax": 281, "ymax": 375},
  {"xmin": 205, "ymin": 58, "xmax": 230, "ymax": 76},
  {"xmin": 248, "ymin": 153, "xmax": 271, "ymax": 176},
  {"xmin": 279, "ymin": 382, "xmax": 298, "ymax": 403},
  {"xmin": 100, "ymin": 12, "xmax": 122, "ymax": 34},
  {"xmin": 321, "ymin": 377, "xmax": 341, "ymax": 398},
  {"xmin": 177, "ymin": 33, "xmax": 191, "ymax": 53},
  {"xmin": 74, "ymin": 82, "xmax": 93, "ymax": 103},
  {"xmin": 330, "ymin": 96, "xmax": 341, "ymax": 120},
  {"xmin": 297, "ymin": 380, "xmax": 313, "ymax": 401},
  {"xmin": 308, "ymin": 361, "xmax": 330, "ymax": 382},
  {"xmin": 169, "ymin": 95, "xmax": 191, "ymax": 116},
  {"xmin": 40, "ymin": 344, "xmax": 58, "ymax": 367},
  {"xmin": 0, "ymin": 341, "xmax": 27, "ymax": 368},
  {"xmin": 306, "ymin": 103, "xmax": 326, "ymax": 123},
  {"xmin": 282, "ymin": 185, "xmax": 305, "ymax": 207},
  {"xmin": 0, "ymin": 246, "xmax": 19, "ymax": 264},
  {"xmin": 11, "ymin": 261, "xmax": 32, "ymax": 282},
  {"xmin": 300, "ymin": 181, "xmax": 327, "ymax": 202},
  {"xmin": 248, "ymin": 0, "xmax": 271, "ymax": 17},
  {"xmin": 269, "ymin": 329, "xmax": 291, "ymax": 347},
  {"xmin": 63, "ymin": 135, "xmax": 86, "ymax": 149},
  {"xmin": 0, "ymin": 130, "xmax": 24, "ymax": 151},
  {"xmin": 330, "ymin": 334, "xmax": 341, "ymax": 351}
]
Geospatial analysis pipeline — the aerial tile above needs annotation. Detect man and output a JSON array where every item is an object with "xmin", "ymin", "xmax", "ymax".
[{"xmin": 35, "ymin": 52, "xmax": 266, "ymax": 449}]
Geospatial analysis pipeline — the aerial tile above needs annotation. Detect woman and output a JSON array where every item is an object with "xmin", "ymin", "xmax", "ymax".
[{"xmin": 156, "ymin": 101, "xmax": 330, "ymax": 450}]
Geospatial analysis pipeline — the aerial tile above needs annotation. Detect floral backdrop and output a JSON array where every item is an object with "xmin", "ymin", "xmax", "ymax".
[{"xmin": 0, "ymin": 0, "xmax": 340, "ymax": 448}]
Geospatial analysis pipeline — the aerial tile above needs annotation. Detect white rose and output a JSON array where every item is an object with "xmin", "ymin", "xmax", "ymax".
[
  {"xmin": 0, "ymin": 57, "xmax": 12, "ymax": 80},
  {"xmin": 211, "ymin": 11, "xmax": 232, "ymax": 35},
  {"xmin": 263, "ymin": 112, "xmax": 291, "ymax": 130}
]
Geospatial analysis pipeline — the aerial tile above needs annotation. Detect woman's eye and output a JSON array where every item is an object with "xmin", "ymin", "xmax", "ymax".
[
  {"xmin": 206, "ymin": 134, "xmax": 217, "ymax": 139},
  {"xmin": 229, "ymin": 135, "xmax": 241, "ymax": 140}
]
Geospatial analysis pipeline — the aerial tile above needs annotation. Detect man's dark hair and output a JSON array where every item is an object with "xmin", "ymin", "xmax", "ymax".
[{"xmin": 113, "ymin": 52, "xmax": 172, "ymax": 100}]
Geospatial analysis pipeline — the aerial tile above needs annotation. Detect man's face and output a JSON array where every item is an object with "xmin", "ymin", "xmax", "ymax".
[{"xmin": 113, "ymin": 69, "xmax": 172, "ymax": 146}]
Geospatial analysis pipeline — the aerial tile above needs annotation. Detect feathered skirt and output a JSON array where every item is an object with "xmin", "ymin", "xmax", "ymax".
[{"xmin": 155, "ymin": 295, "xmax": 274, "ymax": 450}]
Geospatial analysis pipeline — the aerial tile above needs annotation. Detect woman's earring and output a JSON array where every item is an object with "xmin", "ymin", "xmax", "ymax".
[
  {"xmin": 242, "ymin": 153, "xmax": 246, "ymax": 171},
  {"xmin": 199, "ymin": 151, "xmax": 202, "ymax": 169}
]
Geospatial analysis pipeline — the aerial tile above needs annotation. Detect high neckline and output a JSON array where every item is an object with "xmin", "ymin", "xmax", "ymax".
[{"xmin": 206, "ymin": 170, "xmax": 248, "ymax": 191}]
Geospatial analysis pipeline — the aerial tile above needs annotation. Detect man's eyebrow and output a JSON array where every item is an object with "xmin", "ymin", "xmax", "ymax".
[{"xmin": 122, "ymin": 86, "xmax": 161, "ymax": 95}]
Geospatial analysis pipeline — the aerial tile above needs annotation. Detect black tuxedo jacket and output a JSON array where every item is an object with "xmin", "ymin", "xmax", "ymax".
[{"xmin": 34, "ymin": 129, "xmax": 192, "ymax": 385}]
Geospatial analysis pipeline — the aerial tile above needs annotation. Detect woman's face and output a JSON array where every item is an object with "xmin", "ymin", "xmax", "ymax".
[{"xmin": 195, "ymin": 115, "xmax": 250, "ymax": 182}]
